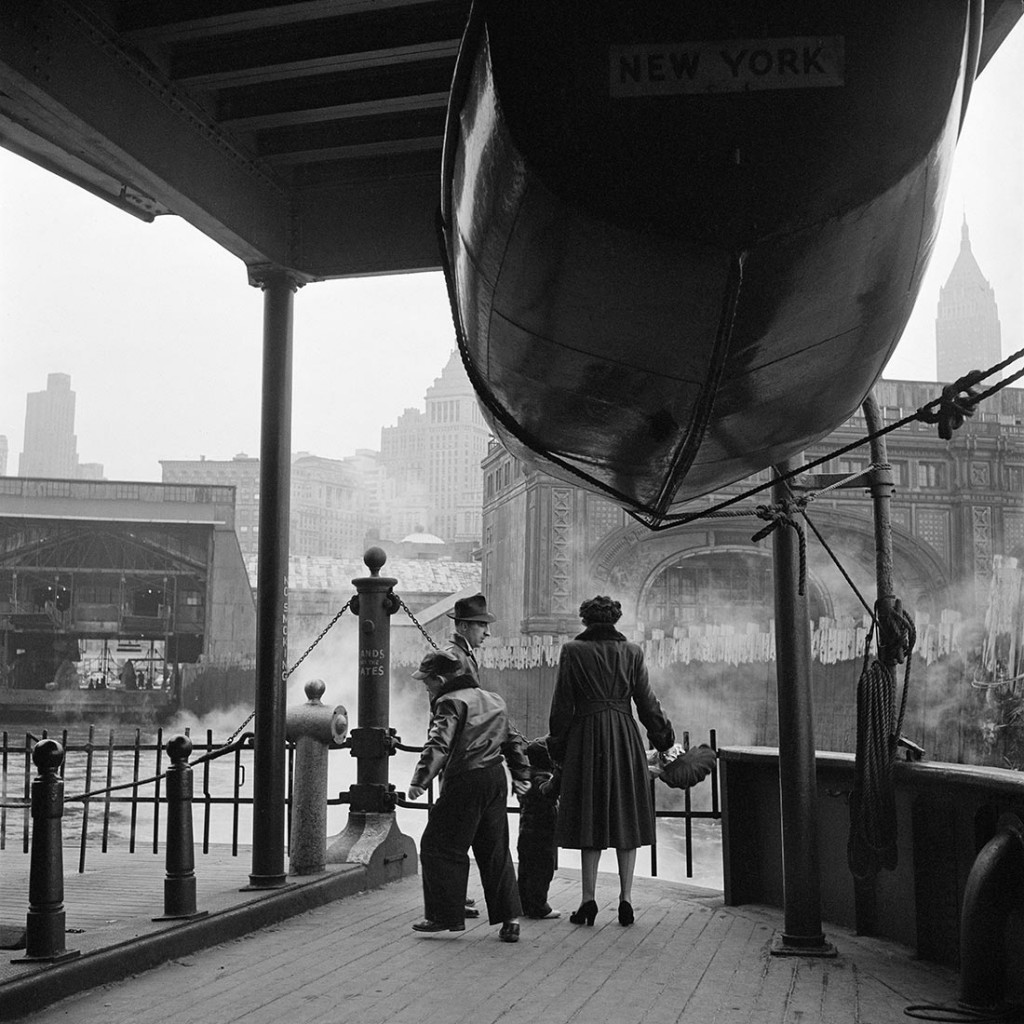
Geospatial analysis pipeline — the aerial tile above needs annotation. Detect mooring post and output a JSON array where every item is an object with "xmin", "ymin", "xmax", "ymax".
[
  {"xmin": 770, "ymin": 459, "xmax": 835, "ymax": 957},
  {"xmin": 14, "ymin": 739, "xmax": 80, "ymax": 964},
  {"xmin": 326, "ymin": 547, "xmax": 417, "ymax": 883},
  {"xmin": 286, "ymin": 679, "xmax": 348, "ymax": 875},
  {"xmin": 154, "ymin": 735, "xmax": 207, "ymax": 921}
]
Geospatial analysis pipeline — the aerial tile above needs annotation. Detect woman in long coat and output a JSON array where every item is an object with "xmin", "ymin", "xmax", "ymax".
[{"xmin": 549, "ymin": 595, "xmax": 675, "ymax": 927}]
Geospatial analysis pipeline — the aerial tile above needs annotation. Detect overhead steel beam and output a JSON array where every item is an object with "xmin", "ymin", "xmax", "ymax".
[
  {"xmin": 0, "ymin": 0, "xmax": 294, "ymax": 271},
  {"xmin": 222, "ymin": 92, "xmax": 448, "ymax": 130},
  {"xmin": 175, "ymin": 40, "xmax": 460, "ymax": 89},
  {"xmin": 263, "ymin": 135, "xmax": 442, "ymax": 166},
  {"xmin": 119, "ymin": 0, "xmax": 442, "ymax": 44}
]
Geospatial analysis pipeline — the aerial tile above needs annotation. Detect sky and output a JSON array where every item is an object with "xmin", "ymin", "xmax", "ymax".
[{"xmin": 0, "ymin": 26, "xmax": 1022, "ymax": 482}]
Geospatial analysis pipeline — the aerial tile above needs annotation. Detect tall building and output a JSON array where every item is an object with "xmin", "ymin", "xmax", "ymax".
[
  {"xmin": 936, "ymin": 218, "xmax": 1002, "ymax": 382},
  {"xmin": 16, "ymin": 373, "xmax": 105, "ymax": 480},
  {"xmin": 18, "ymin": 373, "xmax": 78, "ymax": 478},
  {"xmin": 161, "ymin": 453, "xmax": 262, "ymax": 557},
  {"xmin": 0, "ymin": 435, "xmax": 7, "ymax": 476},
  {"xmin": 162, "ymin": 450, "xmax": 383, "ymax": 560},
  {"xmin": 290, "ymin": 453, "xmax": 365, "ymax": 557},
  {"xmin": 379, "ymin": 350, "xmax": 489, "ymax": 544}
]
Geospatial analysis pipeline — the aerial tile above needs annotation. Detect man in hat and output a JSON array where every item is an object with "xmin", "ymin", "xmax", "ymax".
[
  {"xmin": 443, "ymin": 591, "xmax": 495, "ymax": 685},
  {"xmin": 406, "ymin": 648, "xmax": 531, "ymax": 942}
]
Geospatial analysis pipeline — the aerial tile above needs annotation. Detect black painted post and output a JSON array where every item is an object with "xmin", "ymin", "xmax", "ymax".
[
  {"xmin": 770, "ymin": 459, "xmax": 834, "ymax": 957},
  {"xmin": 350, "ymin": 546, "xmax": 399, "ymax": 812},
  {"xmin": 247, "ymin": 267, "xmax": 300, "ymax": 890},
  {"xmin": 155, "ymin": 735, "xmax": 208, "ymax": 921},
  {"xmin": 325, "ymin": 548, "xmax": 416, "ymax": 882},
  {"xmin": 14, "ymin": 739, "xmax": 80, "ymax": 963}
]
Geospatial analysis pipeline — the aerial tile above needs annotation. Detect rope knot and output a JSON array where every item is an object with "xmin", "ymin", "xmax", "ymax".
[
  {"xmin": 916, "ymin": 370, "xmax": 984, "ymax": 440},
  {"xmin": 751, "ymin": 501, "xmax": 807, "ymax": 595}
]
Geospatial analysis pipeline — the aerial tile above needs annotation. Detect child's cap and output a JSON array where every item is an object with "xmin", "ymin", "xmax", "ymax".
[{"xmin": 526, "ymin": 738, "xmax": 554, "ymax": 769}]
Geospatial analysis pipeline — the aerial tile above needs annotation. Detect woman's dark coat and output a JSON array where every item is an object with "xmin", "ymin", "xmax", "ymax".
[{"xmin": 549, "ymin": 623, "xmax": 674, "ymax": 850}]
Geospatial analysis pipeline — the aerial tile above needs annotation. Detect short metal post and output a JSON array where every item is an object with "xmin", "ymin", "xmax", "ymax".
[
  {"xmin": 286, "ymin": 680, "xmax": 348, "ymax": 875},
  {"xmin": 13, "ymin": 739, "xmax": 80, "ymax": 963},
  {"xmin": 155, "ymin": 735, "xmax": 208, "ymax": 921}
]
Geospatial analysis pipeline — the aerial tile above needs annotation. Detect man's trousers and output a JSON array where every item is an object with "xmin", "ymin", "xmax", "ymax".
[{"xmin": 420, "ymin": 763, "xmax": 522, "ymax": 926}]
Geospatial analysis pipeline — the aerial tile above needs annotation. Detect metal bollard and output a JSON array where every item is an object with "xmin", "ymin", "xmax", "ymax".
[
  {"xmin": 154, "ymin": 735, "xmax": 208, "ymax": 921},
  {"xmin": 13, "ymin": 739, "xmax": 80, "ymax": 963},
  {"xmin": 286, "ymin": 679, "xmax": 348, "ymax": 875}
]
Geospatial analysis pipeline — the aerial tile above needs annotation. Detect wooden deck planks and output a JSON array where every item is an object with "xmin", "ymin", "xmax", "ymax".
[{"xmin": 10, "ymin": 868, "xmax": 959, "ymax": 1024}]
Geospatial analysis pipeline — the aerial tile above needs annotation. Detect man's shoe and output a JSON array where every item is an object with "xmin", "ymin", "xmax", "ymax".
[
  {"xmin": 464, "ymin": 907, "xmax": 480, "ymax": 918},
  {"xmin": 499, "ymin": 921, "xmax": 520, "ymax": 943},
  {"xmin": 412, "ymin": 919, "xmax": 465, "ymax": 933}
]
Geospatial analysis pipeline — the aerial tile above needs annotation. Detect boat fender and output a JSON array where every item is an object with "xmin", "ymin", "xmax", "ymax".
[{"xmin": 958, "ymin": 812, "xmax": 1024, "ymax": 1011}]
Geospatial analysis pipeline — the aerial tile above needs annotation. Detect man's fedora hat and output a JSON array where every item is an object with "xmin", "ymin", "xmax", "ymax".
[
  {"xmin": 411, "ymin": 650, "xmax": 462, "ymax": 680},
  {"xmin": 446, "ymin": 593, "xmax": 497, "ymax": 623}
]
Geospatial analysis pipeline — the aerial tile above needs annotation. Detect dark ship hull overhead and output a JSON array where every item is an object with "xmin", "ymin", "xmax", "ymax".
[
  {"xmin": 440, "ymin": 0, "xmax": 1014, "ymax": 524},
  {"xmin": 0, "ymin": 0, "xmax": 1019, "ymax": 523}
]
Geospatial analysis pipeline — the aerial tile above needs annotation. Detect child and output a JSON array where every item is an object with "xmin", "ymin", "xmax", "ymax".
[{"xmin": 516, "ymin": 736, "xmax": 561, "ymax": 919}]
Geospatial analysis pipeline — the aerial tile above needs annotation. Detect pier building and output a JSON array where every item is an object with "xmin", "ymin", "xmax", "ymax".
[{"xmin": 0, "ymin": 477, "xmax": 255, "ymax": 721}]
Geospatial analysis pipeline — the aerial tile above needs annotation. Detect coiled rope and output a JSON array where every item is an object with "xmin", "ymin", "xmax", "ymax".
[{"xmin": 848, "ymin": 599, "xmax": 917, "ymax": 879}]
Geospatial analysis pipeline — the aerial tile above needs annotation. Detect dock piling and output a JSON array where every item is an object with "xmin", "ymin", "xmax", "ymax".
[
  {"xmin": 154, "ymin": 735, "xmax": 208, "ymax": 920},
  {"xmin": 286, "ymin": 680, "xmax": 348, "ymax": 875},
  {"xmin": 13, "ymin": 738, "xmax": 80, "ymax": 964}
]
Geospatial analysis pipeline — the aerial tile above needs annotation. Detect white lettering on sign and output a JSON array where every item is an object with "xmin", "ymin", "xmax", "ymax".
[
  {"xmin": 610, "ymin": 37, "xmax": 844, "ymax": 96},
  {"xmin": 359, "ymin": 648, "xmax": 386, "ymax": 677}
]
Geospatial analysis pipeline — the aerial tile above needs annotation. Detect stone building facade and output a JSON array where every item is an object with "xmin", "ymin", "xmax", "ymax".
[{"xmin": 481, "ymin": 379, "xmax": 1024, "ymax": 639}]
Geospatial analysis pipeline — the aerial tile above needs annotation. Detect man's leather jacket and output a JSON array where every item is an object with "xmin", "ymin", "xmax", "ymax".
[{"xmin": 410, "ymin": 679, "xmax": 529, "ymax": 789}]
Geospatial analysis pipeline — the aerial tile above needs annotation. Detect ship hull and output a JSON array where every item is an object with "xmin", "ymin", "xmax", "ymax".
[{"xmin": 441, "ymin": 1, "xmax": 979, "ymax": 521}]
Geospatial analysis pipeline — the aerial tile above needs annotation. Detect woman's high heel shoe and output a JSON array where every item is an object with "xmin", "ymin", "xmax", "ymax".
[
  {"xmin": 570, "ymin": 900, "xmax": 598, "ymax": 926},
  {"xmin": 618, "ymin": 901, "xmax": 634, "ymax": 926}
]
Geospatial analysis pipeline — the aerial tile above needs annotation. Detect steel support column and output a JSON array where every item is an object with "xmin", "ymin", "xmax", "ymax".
[
  {"xmin": 853, "ymin": 393, "xmax": 898, "ymax": 934},
  {"xmin": 247, "ymin": 268, "xmax": 299, "ymax": 890},
  {"xmin": 771, "ymin": 458, "xmax": 834, "ymax": 955}
]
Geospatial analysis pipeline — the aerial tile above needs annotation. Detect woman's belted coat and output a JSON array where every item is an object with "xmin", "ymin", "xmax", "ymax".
[{"xmin": 549, "ymin": 623, "xmax": 674, "ymax": 850}]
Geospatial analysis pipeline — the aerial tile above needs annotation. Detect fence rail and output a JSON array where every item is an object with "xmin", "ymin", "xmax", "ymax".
[{"xmin": 1, "ymin": 727, "xmax": 720, "ymax": 880}]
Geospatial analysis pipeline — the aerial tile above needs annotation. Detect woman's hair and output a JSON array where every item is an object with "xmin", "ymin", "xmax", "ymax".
[{"xmin": 579, "ymin": 595, "xmax": 622, "ymax": 625}]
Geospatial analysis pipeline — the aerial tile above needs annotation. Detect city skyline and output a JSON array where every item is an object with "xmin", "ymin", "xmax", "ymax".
[
  {"xmin": 1, "ymin": 346, "xmax": 474, "ymax": 483},
  {"xmin": 0, "ymin": 26, "xmax": 1020, "ymax": 483}
]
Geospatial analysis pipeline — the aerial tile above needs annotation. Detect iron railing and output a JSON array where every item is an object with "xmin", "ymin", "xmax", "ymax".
[
  {"xmin": 393, "ymin": 728, "xmax": 721, "ymax": 879},
  {"xmin": 1, "ymin": 726, "xmax": 721, "ymax": 880},
  {"xmin": 1, "ymin": 726, "xmax": 273, "ymax": 870}
]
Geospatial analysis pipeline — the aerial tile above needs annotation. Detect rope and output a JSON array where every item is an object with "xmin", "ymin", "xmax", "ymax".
[
  {"xmin": 904, "ymin": 1003, "xmax": 1020, "ymax": 1022},
  {"xmin": 1, "ymin": 599, "xmax": 357, "ymax": 809},
  {"xmin": 916, "ymin": 373, "xmax": 983, "ymax": 439},
  {"xmin": 642, "ymin": 346, "xmax": 1024, "ymax": 531},
  {"xmin": 750, "ymin": 500, "xmax": 808, "ymax": 595},
  {"xmin": 800, "ymin": 510, "xmax": 876, "ymax": 620},
  {"xmin": 848, "ymin": 601, "xmax": 916, "ymax": 880},
  {"xmin": 0, "ymin": 732, "xmax": 255, "ymax": 809}
]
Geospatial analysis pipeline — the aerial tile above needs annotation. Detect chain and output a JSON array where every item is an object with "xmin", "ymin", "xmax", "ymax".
[
  {"xmin": 285, "ymin": 599, "xmax": 353, "ymax": 680},
  {"xmin": 398, "ymin": 596, "xmax": 441, "ymax": 651},
  {"xmin": 225, "ymin": 598, "xmax": 353, "ymax": 746}
]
